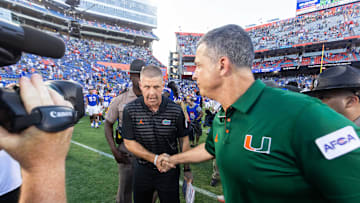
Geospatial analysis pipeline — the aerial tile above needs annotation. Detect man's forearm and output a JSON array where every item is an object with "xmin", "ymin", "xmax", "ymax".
[
  {"xmin": 20, "ymin": 164, "xmax": 66, "ymax": 203},
  {"xmin": 104, "ymin": 121, "xmax": 117, "ymax": 152},
  {"xmin": 172, "ymin": 143, "xmax": 214, "ymax": 165},
  {"xmin": 124, "ymin": 139, "xmax": 156, "ymax": 163}
]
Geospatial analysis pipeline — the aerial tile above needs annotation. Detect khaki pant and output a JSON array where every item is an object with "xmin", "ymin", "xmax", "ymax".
[{"xmin": 116, "ymin": 143, "xmax": 134, "ymax": 203}]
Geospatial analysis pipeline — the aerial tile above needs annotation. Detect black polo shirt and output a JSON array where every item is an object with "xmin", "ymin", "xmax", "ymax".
[{"xmin": 122, "ymin": 95, "xmax": 185, "ymax": 165}]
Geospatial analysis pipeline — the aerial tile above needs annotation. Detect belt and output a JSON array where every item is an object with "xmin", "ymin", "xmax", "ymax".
[{"xmin": 137, "ymin": 159, "xmax": 157, "ymax": 170}]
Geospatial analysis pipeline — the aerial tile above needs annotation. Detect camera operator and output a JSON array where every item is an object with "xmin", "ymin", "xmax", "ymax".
[
  {"xmin": 0, "ymin": 74, "xmax": 74, "ymax": 203},
  {"xmin": 0, "ymin": 150, "xmax": 21, "ymax": 203},
  {"xmin": 0, "ymin": 84, "xmax": 22, "ymax": 203}
]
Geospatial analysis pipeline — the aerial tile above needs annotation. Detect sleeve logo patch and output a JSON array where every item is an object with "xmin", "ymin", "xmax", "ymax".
[{"xmin": 315, "ymin": 126, "xmax": 360, "ymax": 160}]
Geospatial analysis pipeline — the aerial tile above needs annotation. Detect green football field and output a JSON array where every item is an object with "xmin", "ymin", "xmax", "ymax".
[{"xmin": 66, "ymin": 116, "xmax": 223, "ymax": 203}]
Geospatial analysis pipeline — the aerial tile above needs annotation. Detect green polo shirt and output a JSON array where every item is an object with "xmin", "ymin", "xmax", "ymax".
[{"xmin": 205, "ymin": 80, "xmax": 360, "ymax": 203}]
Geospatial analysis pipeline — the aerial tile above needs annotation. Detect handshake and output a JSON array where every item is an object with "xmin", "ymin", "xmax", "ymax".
[
  {"xmin": 155, "ymin": 153, "xmax": 193, "ymax": 182},
  {"xmin": 155, "ymin": 153, "xmax": 176, "ymax": 173}
]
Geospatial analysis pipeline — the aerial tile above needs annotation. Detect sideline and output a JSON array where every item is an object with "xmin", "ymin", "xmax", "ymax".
[{"xmin": 70, "ymin": 140, "xmax": 218, "ymax": 199}]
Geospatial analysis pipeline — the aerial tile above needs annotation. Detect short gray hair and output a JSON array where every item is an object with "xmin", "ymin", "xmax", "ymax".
[
  {"xmin": 140, "ymin": 65, "xmax": 163, "ymax": 80},
  {"xmin": 197, "ymin": 24, "xmax": 254, "ymax": 68}
]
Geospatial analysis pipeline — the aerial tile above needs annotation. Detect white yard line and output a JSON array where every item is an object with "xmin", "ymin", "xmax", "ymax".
[{"xmin": 70, "ymin": 140, "xmax": 219, "ymax": 199}]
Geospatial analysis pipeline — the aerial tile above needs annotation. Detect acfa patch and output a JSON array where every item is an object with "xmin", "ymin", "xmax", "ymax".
[
  {"xmin": 315, "ymin": 126, "xmax": 360, "ymax": 160},
  {"xmin": 162, "ymin": 119, "xmax": 171, "ymax": 125}
]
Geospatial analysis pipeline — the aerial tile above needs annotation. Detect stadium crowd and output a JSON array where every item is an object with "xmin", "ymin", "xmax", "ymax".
[
  {"xmin": 176, "ymin": 33, "xmax": 203, "ymax": 56},
  {"xmin": 176, "ymin": 1, "xmax": 360, "ymax": 56},
  {"xmin": 252, "ymin": 47, "xmax": 360, "ymax": 69},
  {"xmin": 9, "ymin": 0, "xmax": 158, "ymax": 39},
  {"xmin": 0, "ymin": 35, "xmax": 163, "ymax": 95},
  {"xmin": 249, "ymin": 2, "xmax": 360, "ymax": 50},
  {"xmin": 175, "ymin": 2, "xmax": 360, "ymax": 72}
]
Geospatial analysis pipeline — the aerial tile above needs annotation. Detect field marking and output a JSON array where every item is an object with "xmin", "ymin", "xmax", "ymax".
[
  {"xmin": 71, "ymin": 140, "xmax": 113, "ymax": 159},
  {"xmin": 179, "ymin": 180, "xmax": 218, "ymax": 199},
  {"xmin": 70, "ymin": 140, "xmax": 219, "ymax": 200}
]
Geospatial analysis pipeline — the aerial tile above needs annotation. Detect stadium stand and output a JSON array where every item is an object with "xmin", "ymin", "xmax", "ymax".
[
  {"xmin": 0, "ymin": 0, "xmax": 166, "ymax": 96},
  {"xmin": 173, "ymin": 1, "xmax": 360, "ymax": 85},
  {"xmin": 176, "ymin": 33, "xmax": 203, "ymax": 56},
  {"xmin": 0, "ymin": 36, "xmax": 164, "ymax": 93},
  {"xmin": 3, "ymin": 0, "xmax": 158, "ymax": 40},
  {"xmin": 248, "ymin": 3, "xmax": 360, "ymax": 50}
]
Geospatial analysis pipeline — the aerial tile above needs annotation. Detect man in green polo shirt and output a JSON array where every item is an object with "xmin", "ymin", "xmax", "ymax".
[{"xmin": 158, "ymin": 24, "xmax": 360, "ymax": 203}]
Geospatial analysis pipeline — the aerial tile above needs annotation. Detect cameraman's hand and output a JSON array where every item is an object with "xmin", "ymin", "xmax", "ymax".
[{"xmin": 0, "ymin": 74, "xmax": 73, "ymax": 203}]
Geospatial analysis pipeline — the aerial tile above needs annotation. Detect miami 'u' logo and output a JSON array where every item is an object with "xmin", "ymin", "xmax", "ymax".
[{"xmin": 244, "ymin": 135, "xmax": 272, "ymax": 154}]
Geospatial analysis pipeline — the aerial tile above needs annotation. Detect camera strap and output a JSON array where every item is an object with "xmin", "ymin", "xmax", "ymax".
[{"xmin": 17, "ymin": 106, "xmax": 77, "ymax": 132}]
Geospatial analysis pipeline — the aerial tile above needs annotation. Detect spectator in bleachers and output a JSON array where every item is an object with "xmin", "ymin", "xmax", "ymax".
[{"xmin": 175, "ymin": 2, "xmax": 360, "ymax": 71}]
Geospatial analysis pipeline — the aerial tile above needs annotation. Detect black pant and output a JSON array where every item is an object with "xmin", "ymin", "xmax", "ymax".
[
  {"xmin": 133, "ymin": 162, "xmax": 180, "ymax": 203},
  {"xmin": 191, "ymin": 121, "xmax": 202, "ymax": 137},
  {"xmin": 0, "ymin": 187, "xmax": 20, "ymax": 203}
]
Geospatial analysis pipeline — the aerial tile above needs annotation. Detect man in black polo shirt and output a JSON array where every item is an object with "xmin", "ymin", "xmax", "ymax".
[{"xmin": 122, "ymin": 65, "xmax": 192, "ymax": 203}]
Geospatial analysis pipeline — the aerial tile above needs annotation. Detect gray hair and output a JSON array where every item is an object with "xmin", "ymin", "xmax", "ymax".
[
  {"xmin": 140, "ymin": 65, "xmax": 163, "ymax": 80},
  {"xmin": 197, "ymin": 24, "xmax": 254, "ymax": 68}
]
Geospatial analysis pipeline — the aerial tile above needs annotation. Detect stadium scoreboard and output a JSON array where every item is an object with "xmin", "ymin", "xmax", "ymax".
[{"xmin": 296, "ymin": 0, "xmax": 360, "ymax": 15}]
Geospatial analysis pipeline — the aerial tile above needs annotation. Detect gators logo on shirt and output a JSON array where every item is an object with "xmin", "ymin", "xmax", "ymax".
[{"xmin": 162, "ymin": 119, "xmax": 171, "ymax": 125}]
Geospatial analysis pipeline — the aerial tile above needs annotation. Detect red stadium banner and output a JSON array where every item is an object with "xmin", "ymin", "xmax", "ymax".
[
  {"xmin": 185, "ymin": 65, "xmax": 196, "ymax": 72},
  {"xmin": 255, "ymin": 49, "xmax": 269, "ymax": 53},
  {"xmin": 176, "ymin": 32, "xmax": 204, "ymax": 36},
  {"xmin": 182, "ymin": 65, "xmax": 196, "ymax": 76},
  {"xmin": 344, "ymin": 35, "xmax": 360, "ymax": 40},
  {"xmin": 293, "ymin": 42, "xmax": 313, "ymax": 47},
  {"xmin": 245, "ymin": 22, "xmax": 277, "ymax": 31},
  {"xmin": 96, "ymin": 62, "xmax": 130, "ymax": 70}
]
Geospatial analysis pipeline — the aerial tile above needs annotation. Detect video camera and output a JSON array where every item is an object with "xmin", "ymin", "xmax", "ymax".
[{"xmin": 0, "ymin": 19, "xmax": 84, "ymax": 133}]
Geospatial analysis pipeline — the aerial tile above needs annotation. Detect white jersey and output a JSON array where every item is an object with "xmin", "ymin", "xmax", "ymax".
[{"xmin": 0, "ymin": 150, "xmax": 22, "ymax": 196}]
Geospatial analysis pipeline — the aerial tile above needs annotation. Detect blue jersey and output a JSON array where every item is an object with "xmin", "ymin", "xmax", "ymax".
[
  {"xmin": 169, "ymin": 90, "xmax": 178, "ymax": 101},
  {"xmin": 187, "ymin": 104, "xmax": 201, "ymax": 122},
  {"xmin": 103, "ymin": 95, "xmax": 113, "ymax": 107},
  {"xmin": 195, "ymin": 95, "xmax": 202, "ymax": 105},
  {"xmin": 163, "ymin": 87, "xmax": 177, "ymax": 101},
  {"xmin": 86, "ymin": 94, "xmax": 99, "ymax": 106}
]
